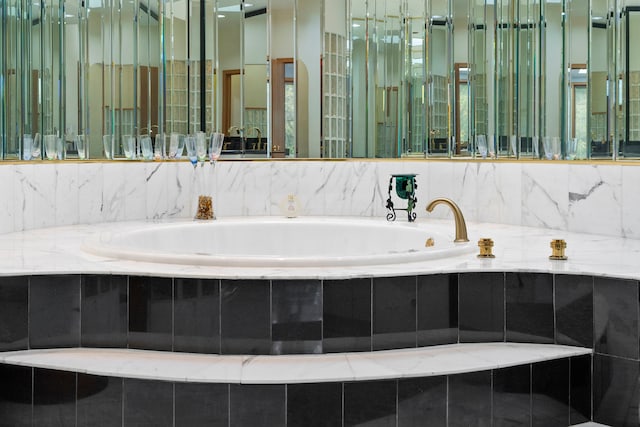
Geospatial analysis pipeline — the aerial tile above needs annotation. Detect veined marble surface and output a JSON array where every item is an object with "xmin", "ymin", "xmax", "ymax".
[
  {"xmin": 1, "ymin": 160, "xmax": 639, "ymax": 239},
  {"xmin": 0, "ymin": 216, "xmax": 638, "ymax": 280},
  {"xmin": 0, "ymin": 343, "xmax": 590, "ymax": 384}
]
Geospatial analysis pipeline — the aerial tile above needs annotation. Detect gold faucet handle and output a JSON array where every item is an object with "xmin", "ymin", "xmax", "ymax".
[
  {"xmin": 549, "ymin": 239, "xmax": 567, "ymax": 260},
  {"xmin": 477, "ymin": 238, "xmax": 495, "ymax": 258}
]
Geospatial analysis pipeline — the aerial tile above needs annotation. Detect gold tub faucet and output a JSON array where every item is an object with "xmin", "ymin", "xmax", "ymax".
[{"xmin": 425, "ymin": 198, "xmax": 469, "ymax": 243}]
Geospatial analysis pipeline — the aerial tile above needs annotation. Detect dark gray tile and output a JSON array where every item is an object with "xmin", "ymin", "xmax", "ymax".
[
  {"xmin": 33, "ymin": 368, "xmax": 76, "ymax": 427},
  {"xmin": 287, "ymin": 383, "xmax": 342, "ymax": 427},
  {"xmin": 30, "ymin": 275, "xmax": 81, "ymax": 348},
  {"xmin": 344, "ymin": 380, "xmax": 397, "ymax": 427},
  {"xmin": 221, "ymin": 280, "xmax": 271, "ymax": 354},
  {"xmin": 594, "ymin": 354, "xmax": 638, "ymax": 427},
  {"xmin": 532, "ymin": 358, "xmax": 569, "ymax": 427},
  {"xmin": 323, "ymin": 278, "xmax": 372, "ymax": 353},
  {"xmin": 594, "ymin": 277, "xmax": 639, "ymax": 359},
  {"xmin": 570, "ymin": 354, "xmax": 592, "ymax": 425},
  {"xmin": 448, "ymin": 371, "xmax": 492, "ymax": 427},
  {"xmin": 417, "ymin": 274, "xmax": 458, "ymax": 346},
  {"xmin": 123, "ymin": 378, "xmax": 173, "ymax": 427},
  {"xmin": 229, "ymin": 384, "xmax": 285, "ymax": 427},
  {"xmin": 174, "ymin": 278, "xmax": 220, "ymax": 354},
  {"xmin": 77, "ymin": 374, "xmax": 122, "ymax": 427},
  {"xmin": 128, "ymin": 276, "xmax": 173, "ymax": 351},
  {"xmin": 398, "ymin": 376, "xmax": 446, "ymax": 427},
  {"xmin": 271, "ymin": 280, "xmax": 322, "ymax": 354},
  {"xmin": 459, "ymin": 273, "xmax": 505, "ymax": 342},
  {"xmin": 493, "ymin": 365, "xmax": 531, "ymax": 426},
  {"xmin": 506, "ymin": 273, "xmax": 554, "ymax": 343},
  {"xmin": 0, "ymin": 364, "xmax": 32, "ymax": 427},
  {"xmin": 81, "ymin": 275, "xmax": 127, "ymax": 348},
  {"xmin": 555, "ymin": 275, "xmax": 593, "ymax": 348},
  {"xmin": 0, "ymin": 276, "xmax": 28, "ymax": 351},
  {"xmin": 175, "ymin": 383, "xmax": 228, "ymax": 427},
  {"xmin": 372, "ymin": 276, "xmax": 416, "ymax": 350}
]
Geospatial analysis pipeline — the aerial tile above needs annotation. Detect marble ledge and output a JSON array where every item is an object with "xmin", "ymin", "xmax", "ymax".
[
  {"xmin": 0, "ymin": 343, "xmax": 591, "ymax": 385},
  {"xmin": 0, "ymin": 217, "xmax": 638, "ymax": 280}
]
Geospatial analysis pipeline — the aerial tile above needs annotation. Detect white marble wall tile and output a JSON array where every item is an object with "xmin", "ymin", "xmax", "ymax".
[
  {"xmin": 0, "ymin": 166, "xmax": 15, "ymax": 234},
  {"xmin": 215, "ymin": 161, "xmax": 267, "ymax": 217},
  {"xmin": 1, "ymin": 160, "xmax": 639, "ymax": 241},
  {"xmin": 568, "ymin": 164, "xmax": 622, "ymax": 236},
  {"xmin": 521, "ymin": 163, "xmax": 569, "ymax": 230},
  {"xmin": 23, "ymin": 164, "xmax": 57, "ymax": 230},
  {"xmin": 476, "ymin": 162, "xmax": 523, "ymax": 225},
  {"xmin": 123, "ymin": 163, "xmax": 147, "ymax": 220},
  {"xmin": 102, "ymin": 163, "xmax": 127, "ymax": 222},
  {"xmin": 55, "ymin": 164, "xmax": 80, "ymax": 227},
  {"xmin": 270, "ymin": 162, "xmax": 327, "ymax": 217},
  {"xmin": 622, "ymin": 166, "xmax": 640, "ymax": 239},
  {"xmin": 426, "ymin": 162, "xmax": 455, "ymax": 220},
  {"xmin": 451, "ymin": 162, "xmax": 479, "ymax": 223},
  {"xmin": 145, "ymin": 162, "xmax": 169, "ymax": 220},
  {"xmin": 78, "ymin": 163, "xmax": 104, "ymax": 224},
  {"xmin": 165, "ymin": 162, "xmax": 195, "ymax": 219},
  {"xmin": 323, "ymin": 161, "xmax": 379, "ymax": 217}
]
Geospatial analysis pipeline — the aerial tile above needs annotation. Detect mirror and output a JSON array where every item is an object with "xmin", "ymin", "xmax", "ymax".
[
  {"xmin": 566, "ymin": 0, "xmax": 589, "ymax": 159},
  {"xmin": 589, "ymin": 0, "xmax": 612, "ymax": 158},
  {"xmin": 1, "ymin": 0, "xmax": 639, "ymax": 162},
  {"xmin": 620, "ymin": 6, "xmax": 640, "ymax": 157},
  {"xmin": 243, "ymin": 1, "xmax": 268, "ymax": 156}
]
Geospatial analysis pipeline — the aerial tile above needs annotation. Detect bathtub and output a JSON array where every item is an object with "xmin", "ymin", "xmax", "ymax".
[{"xmin": 82, "ymin": 217, "xmax": 474, "ymax": 268}]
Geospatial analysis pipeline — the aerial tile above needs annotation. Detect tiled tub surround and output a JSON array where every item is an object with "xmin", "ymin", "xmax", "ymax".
[
  {"xmin": 0, "ymin": 349, "xmax": 591, "ymax": 427},
  {"xmin": 1, "ymin": 160, "xmax": 640, "ymax": 240},
  {"xmin": 1, "ymin": 219, "xmax": 640, "ymax": 425}
]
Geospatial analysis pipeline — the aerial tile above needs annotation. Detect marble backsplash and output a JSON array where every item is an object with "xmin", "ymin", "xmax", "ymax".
[{"xmin": 0, "ymin": 160, "xmax": 636, "ymax": 239}]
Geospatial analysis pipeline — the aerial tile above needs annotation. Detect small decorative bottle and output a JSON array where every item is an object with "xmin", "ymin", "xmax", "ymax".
[{"xmin": 283, "ymin": 194, "xmax": 300, "ymax": 218}]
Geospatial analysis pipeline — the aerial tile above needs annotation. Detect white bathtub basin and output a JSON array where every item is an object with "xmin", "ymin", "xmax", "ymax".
[{"xmin": 82, "ymin": 217, "xmax": 474, "ymax": 268}]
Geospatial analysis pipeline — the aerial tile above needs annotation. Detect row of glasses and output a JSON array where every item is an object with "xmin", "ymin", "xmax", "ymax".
[
  {"xmin": 22, "ymin": 134, "xmax": 64, "ymax": 160},
  {"xmin": 99, "ymin": 132, "xmax": 223, "ymax": 163},
  {"xmin": 22, "ymin": 134, "xmax": 41, "ymax": 160}
]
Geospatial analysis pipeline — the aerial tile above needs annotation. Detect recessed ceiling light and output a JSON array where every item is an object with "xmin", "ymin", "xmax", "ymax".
[
  {"xmin": 245, "ymin": 3, "xmax": 254, "ymax": 7},
  {"xmin": 218, "ymin": 14, "xmax": 226, "ymax": 18},
  {"xmin": 352, "ymin": 23, "xmax": 361, "ymax": 28}
]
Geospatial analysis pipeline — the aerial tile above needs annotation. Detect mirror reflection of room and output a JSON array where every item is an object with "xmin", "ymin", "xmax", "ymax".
[{"xmin": 2, "ymin": 0, "xmax": 640, "ymax": 161}]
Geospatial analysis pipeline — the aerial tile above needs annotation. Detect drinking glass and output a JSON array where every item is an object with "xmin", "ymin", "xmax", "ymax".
[
  {"xmin": 123, "ymin": 134, "xmax": 136, "ymax": 159},
  {"xmin": 510, "ymin": 135, "xmax": 518, "ymax": 157},
  {"xmin": 154, "ymin": 133, "xmax": 168, "ymax": 159},
  {"xmin": 140, "ymin": 135, "xmax": 153, "ymax": 160},
  {"xmin": 103, "ymin": 135, "xmax": 115, "ymax": 159},
  {"xmin": 75, "ymin": 134, "xmax": 87, "ymax": 159},
  {"xmin": 22, "ymin": 135, "xmax": 33, "ymax": 160},
  {"xmin": 196, "ymin": 131, "xmax": 208, "ymax": 163},
  {"xmin": 209, "ymin": 132, "xmax": 224, "ymax": 164},
  {"xmin": 476, "ymin": 134, "xmax": 487, "ymax": 159},
  {"xmin": 44, "ymin": 134, "xmax": 59, "ymax": 160},
  {"xmin": 566, "ymin": 137, "xmax": 578, "ymax": 160},
  {"xmin": 168, "ymin": 133, "xmax": 185, "ymax": 159},
  {"xmin": 185, "ymin": 135, "xmax": 198, "ymax": 168},
  {"xmin": 543, "ymin": 136, "xmax": 561, "ymax": 160}
]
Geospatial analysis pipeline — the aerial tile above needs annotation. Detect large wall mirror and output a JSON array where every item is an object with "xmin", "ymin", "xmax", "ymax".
[{"xmin": 1, "ymin": 0, "xmax": 640, "ymax": 161}]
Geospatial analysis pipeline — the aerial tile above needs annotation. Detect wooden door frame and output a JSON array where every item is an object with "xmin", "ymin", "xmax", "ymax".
[
  {"xmin": 223, "ymin": 69, "xmax": 241, "ymax": 134},
  {"xmin": 271, "ymin": 58, "xmax": 294, "ymax": 156}
]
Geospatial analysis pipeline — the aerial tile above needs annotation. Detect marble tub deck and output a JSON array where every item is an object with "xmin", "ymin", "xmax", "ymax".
[
  {"xmin": 0, "ymin": 343, "xmax": 591, "ymax": 384},
  {"xmin": 0, "ymin": 216, "xmax": 639, "ymax": 280}
]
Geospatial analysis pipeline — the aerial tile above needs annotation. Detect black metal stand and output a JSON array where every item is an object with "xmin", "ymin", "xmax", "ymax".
[{"xmin": 386, "ymin": 174, "xmax": 417, "ymax": 222}]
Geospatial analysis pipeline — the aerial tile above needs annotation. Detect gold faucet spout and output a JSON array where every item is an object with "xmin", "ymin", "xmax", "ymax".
[{"xmin": 425, "ymin": 198, "xmax": 469, "ymax": 243}]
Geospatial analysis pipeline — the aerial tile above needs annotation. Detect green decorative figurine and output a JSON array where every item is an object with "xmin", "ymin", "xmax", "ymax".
[{"xmin": 386, "ymin": 174, "xmax": 418, "ymax": 222}]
